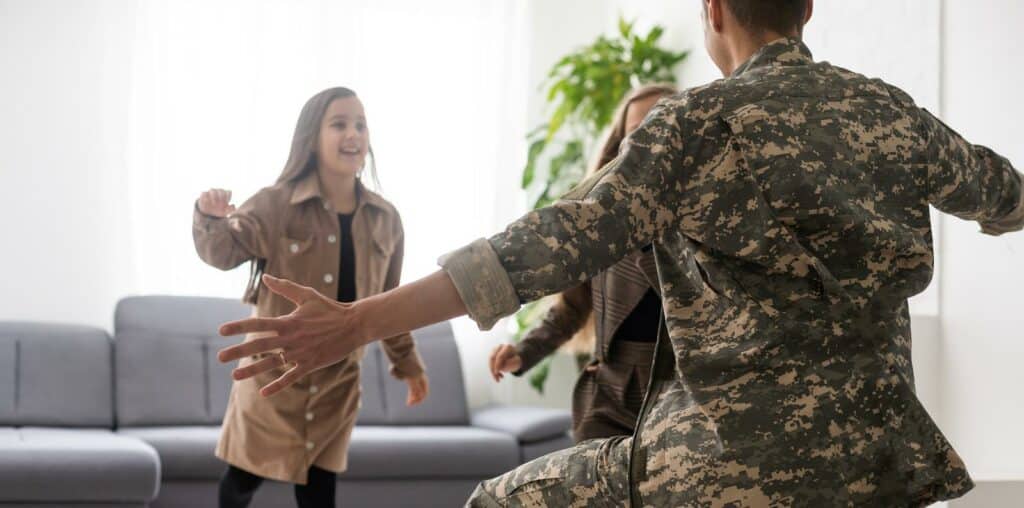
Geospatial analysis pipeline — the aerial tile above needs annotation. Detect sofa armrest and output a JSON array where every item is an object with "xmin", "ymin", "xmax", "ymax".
[{"xmin": 471, "ymin": 406, "xmax": 572, "ymax": 443}]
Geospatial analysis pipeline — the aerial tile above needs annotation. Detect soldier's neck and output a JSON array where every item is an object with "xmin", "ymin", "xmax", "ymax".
[{"xmin": 722, "ymin": 29, "xmax": 800, "ymax": 76}]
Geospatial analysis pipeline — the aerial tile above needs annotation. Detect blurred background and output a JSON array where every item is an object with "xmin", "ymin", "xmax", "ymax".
[{"xmin": 1, "ymin": 1, "xmax": 1022, "ymax": 505}]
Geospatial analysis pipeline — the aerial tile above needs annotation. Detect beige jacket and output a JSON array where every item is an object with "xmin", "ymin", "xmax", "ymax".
[{"xmin": 193, "ymin": 172, "xmax": 424, "ymax": 484}]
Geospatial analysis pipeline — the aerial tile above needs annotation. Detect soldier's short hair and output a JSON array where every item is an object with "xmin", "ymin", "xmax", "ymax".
[{"xmin": 718, "ymin": 0, "xmax": 809, "ymax": 35}]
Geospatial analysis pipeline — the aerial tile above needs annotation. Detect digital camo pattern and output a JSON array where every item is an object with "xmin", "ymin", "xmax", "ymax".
[
  {"xmin": 462, "ymin": 38, "xmax": 1024, "ymax": 507},
  {"xmin": 467, "ymin": 436, "xmax": 631, "ymax": 508}
]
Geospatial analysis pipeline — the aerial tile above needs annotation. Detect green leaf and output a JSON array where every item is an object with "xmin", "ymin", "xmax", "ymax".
[
  {"xmin": 646, "ymin": 25, "xmax": 664, "ymax": 44},
  {"xmin": 527, "ymin": 356, "xmax": 553, "ymax": 394},
  {"xmin": 545, "ymin": 101, "xmax": 573, "ymax": 141},
  {"xmin": 521, "ymin": 137, "xmax": 547, "ymax": 189},
  {"xmin": 618, "ymin": 17, "xmax": 633, "ymax": 39}
]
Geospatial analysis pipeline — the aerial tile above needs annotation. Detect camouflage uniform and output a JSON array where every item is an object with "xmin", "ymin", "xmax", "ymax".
[{"xmin": 441, "ymin": 38, "xmax": 1024, "ymax": 507}]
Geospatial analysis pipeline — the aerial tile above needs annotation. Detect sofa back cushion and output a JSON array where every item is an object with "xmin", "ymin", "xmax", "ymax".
[
  {"xmin": 114, "ymin": 296, "xmax": 249, "ymax": 426},
  {"xmin": 372, "ymin": 322, "xmax": 469, "ymax": 425},
  {"xmin": 0, "ymin": 322, "xmax": 113, "ymax": 427}
]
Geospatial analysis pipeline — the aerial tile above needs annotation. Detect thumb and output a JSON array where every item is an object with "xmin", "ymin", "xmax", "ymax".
[{"xmin": 262, "ymin": 274, "xmax": 315, "ymax": 306}]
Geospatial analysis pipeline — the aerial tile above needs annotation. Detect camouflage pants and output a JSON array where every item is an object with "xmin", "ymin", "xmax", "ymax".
[{"xmin": 466, "ymin": 435, "xmax": 632, "ymax": 507}]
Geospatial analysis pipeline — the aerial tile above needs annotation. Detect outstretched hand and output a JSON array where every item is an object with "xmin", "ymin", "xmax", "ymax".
[
  {"xmin": 488, "ymin": 343, "xmax": 523, "ymax": 382},
  {"xmin": 218, "ymin": 274, "xmax": 367, "ymax": 397}
]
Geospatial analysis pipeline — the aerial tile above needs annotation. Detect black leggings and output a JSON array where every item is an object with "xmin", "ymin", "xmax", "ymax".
[{"xmin": 218, "ymin": 464, "xmax": 337, "ymax": 508}]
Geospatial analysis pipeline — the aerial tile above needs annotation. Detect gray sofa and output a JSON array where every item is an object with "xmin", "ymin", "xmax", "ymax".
[
  {"xmin": 0, "ymin": 296, "xmax": 572, "ymax": 508},
  {"xmin": 0, "ymin": 323, "xmax": 160, "ymax": 508}
]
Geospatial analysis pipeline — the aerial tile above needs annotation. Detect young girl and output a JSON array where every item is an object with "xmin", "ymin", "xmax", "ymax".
[
  {"xmin": 489, "ymin": 84, "xmax": 676, "ymax": 442},
  {"xmin": 193, "ymin": 87, "xmax": 428, "ymax": 507}
]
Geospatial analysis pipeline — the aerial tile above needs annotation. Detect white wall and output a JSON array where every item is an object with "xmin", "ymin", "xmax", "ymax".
[
  {"xmin": 0, "ymin": 0, "xmax": 138, "ymax": 330},
  {"xmin": 940, "ymin": 0, "xmax": 1024, "ymax": 484}
]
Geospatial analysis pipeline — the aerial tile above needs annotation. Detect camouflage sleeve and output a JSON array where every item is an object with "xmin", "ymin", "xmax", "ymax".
[
  {"xmin": 440, "ymin": 101, "xmax": 688, "ymax": 330},
  {"xmin": 513, "ymin": 282, "xmax": 592, "ymax": 375},
  {"xmin": 918, "ymin": 109, "xmax": 1024, "ymax": 235}
]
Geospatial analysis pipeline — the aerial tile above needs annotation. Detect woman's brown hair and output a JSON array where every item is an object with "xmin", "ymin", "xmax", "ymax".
[{"xmin": 589, "ymin": 83, "xmax": 678, "ymax": 176}]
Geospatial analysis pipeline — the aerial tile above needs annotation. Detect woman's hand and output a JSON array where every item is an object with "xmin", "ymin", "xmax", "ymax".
[
  {"xmin": 218, "ymin": 274, "xmax": 369, "ymax": 397},
  {"xmin": 197, "ymin": 188, "xmax": 236, "ymax": 217},
  {"xmin": 488, "ymin": 343, "xmax": 523, "ymax": 382},
  {"xmin": 404, "ymin": 374, "xmax": 430, "ymax": 406}
]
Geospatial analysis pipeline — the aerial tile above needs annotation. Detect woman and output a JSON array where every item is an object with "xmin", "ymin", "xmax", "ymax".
[
  {"xmin": 488, "ymin": 84, "xmax": 677, "ymax": 442},
  {"xmin": 193, "ymin": 87, "xmax": 428, "ymax": 507}
]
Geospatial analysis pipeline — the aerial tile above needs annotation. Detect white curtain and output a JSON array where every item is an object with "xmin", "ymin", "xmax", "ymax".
[{"xmin": 126, "ymin": 0, "xmax": 528, "ymax": 297}]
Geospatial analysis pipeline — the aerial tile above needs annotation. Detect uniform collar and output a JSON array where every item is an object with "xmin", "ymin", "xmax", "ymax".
[
  {"xmin": 731, "ymin": 37, "xmax": 814, "ymax": 77},
  {"xmin": 289, "ymin": 171, "xmax": 390, "ymax": 212}
]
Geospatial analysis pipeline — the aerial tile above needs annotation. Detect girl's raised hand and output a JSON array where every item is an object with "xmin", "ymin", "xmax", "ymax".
[{"xmin": 197, "ymin": 188, "xmax": 236, "ymax": 217}]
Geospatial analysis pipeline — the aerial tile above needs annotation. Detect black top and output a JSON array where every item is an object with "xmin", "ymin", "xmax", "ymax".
[
  {"xmin": 337, "ymin": 213, "xmax": 356, "ymax": 303},
  {"xmin": 611, "ymin": 288, "xmax": 661, "ymax": 343}
]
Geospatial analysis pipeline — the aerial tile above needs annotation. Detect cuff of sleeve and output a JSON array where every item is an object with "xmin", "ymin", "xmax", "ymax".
[
  {"xmin": 438, "ymin": 238, "xmax": 521, "ymax": 331},
  {"xmin": 981, "ymin": 184, "xmax": 1024, "ymax": 235},
  {"xmin": 388, "ymin": 349, "xmax": 425, "ymax": 380},
  {"xmin": 192, "ymin": 201, "xmax": 222, "ymax": 231}
]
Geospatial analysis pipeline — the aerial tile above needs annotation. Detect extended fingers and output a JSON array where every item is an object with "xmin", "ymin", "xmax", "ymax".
[
  {"xmin": 231, "ymin": 354, "xmax": 284, "ymax": 381},
  {"xmin": 218, "ymin": 332, "xmax": 290, "ymax": 362},
  {"xmin": 260, "ymin": 365, "xmax": 310, "ymax": 397},
  {"xmin": 219, "ymin": 316, "xmax": 290, "ymax": 338}
]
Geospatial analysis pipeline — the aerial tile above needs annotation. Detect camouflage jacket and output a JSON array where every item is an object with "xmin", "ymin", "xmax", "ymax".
[{"xmin": 441, "ymin": 38, "xmax": 1024, "ymax": 505}]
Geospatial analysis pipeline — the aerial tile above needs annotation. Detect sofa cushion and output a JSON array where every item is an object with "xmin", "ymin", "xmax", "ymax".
[
  {"xmin": 0, "ymin": 427, "xmax": 159, "ymax": 503},
  {"xmin": 114, "ymin": 296, "xmax": 249, "ymax": 426},
  {"xmin": 121, "ymin": 425, "xmax": 519, "ymax": 482},
  {"xmin": 521, "ymin": 433, "xmax": 574, "ymax": 463},
  {"xmin": 0, "ymin": 322, "xmax": 113, "ymax": 427},
  {"xmin": 471, "ymin": 406, "xmax": 573, "ymax": 443},
  {"xmin": 119, "ymin": 425, "xmax": 223, "ymax": 481},
  {"xmin": 377, "ymin": 322, "xmax": 469, "ymax": 425},
  {"xmin": 343, "ymin": 426, "xmax": 518, "ymax": 479}
]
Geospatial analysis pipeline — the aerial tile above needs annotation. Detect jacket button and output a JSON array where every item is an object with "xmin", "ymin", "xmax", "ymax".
[
  {"xmin": 305, "ymin": 441, "xmax": 315, "ymax": 451},
  {"xmin": 289, "ymin": 243, "xmax": 299, "ymax": 253},
  {"xmin": 306, "ymin": 412, "xmax": 314, "ymax": 421},
  {"xmin": 327, "ymin": 234, "xmax": 337, "ymax": 244},
  {"xmin": 323, "ymin": 274, "xmax": 334, "ymax": 284},
  {"xmin": 310, "ymin": 385, "xmax": 319, "ymax": 394}
]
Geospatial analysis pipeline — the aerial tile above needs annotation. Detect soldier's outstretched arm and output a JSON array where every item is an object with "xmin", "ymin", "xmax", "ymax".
[
  {"xmin": 440, "ymin": 100, "xmax": 690, "ymax": 330},
  {"xmin": 918, "ymin": 108, "xmax": 1024, "ymax": 234}
]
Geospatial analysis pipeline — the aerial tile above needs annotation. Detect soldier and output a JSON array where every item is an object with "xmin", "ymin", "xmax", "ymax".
[{"xmin": 217, "ymin": 0, "xmax": 1024, "ymax": 505}]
